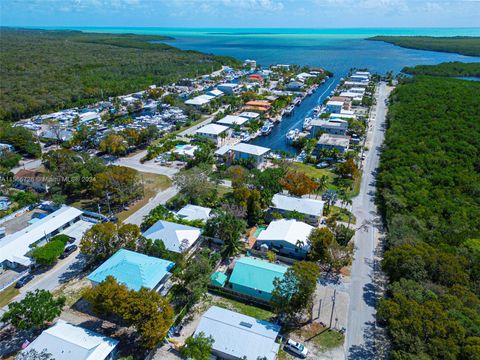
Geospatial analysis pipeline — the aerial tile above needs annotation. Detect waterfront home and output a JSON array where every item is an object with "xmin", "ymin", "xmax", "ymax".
[
  {"xmin": 245, "ymin": 100, "xmax": 271, "ymax": 112},
  {"xmin": 325, "ymin": 100, "xmax": 345, "ymax": 114},
  {"xmin": 256, "ymin": 219, "xmax": 313, "ymax": 259},
  {"xmin": 310, "ymin": 119, "xmax": 348, "ymax": 136},
  {"xmin": 229, "ymin": 257, "xmax": 287, "ymax": 301},
  {"xmin": 271, "ymin": 193, "xmax": 325, "ymax": 226},
  {"xmin": 330, "ymin": 111, "xmax": 356, "ymax": 120},
  {"xmin": 194, "ymin": 306, "xmax": 281, "ymax": 360},
  {"xmin": 314, "ymin": 133, "xmax": 351, "ymax": 154},
  {"xmin": 142, "ymin": 220, "xmax": 202, "ymax": 253},
  {"xmin": 231, "ymin": 142, "xmax": 270, "ymax": 168},
  {"xmin": 21, "ymin": 319, "xmax": 119, "ymax": 360},
  {"xmin": 206, "ymin": 89, "xmax": 224, "ymax": 98},
  {"xmin": 176, "ymin": 204, "xmax": 211, "ymax": 222},
  {"xmin": 330, "ymin": 96, "xmax": 352, "ymax": 111},
  {"xmin": 217, "ymin": 83, "xmax": 240, "ymax": 95},
  {"xmin": 244, "ymin": 59, "xmax": 257, "ymax": 69},
  {"xmin": 286, "ymin": 81, "xmax": 304, "ymax": 91},
  {"xmin": 340, "ymin": 91, "xmax": 364, "ymax": 102},
  {"xmin": 216, "ymin": 114, "xmax": 249, "ymax": 127},
  {"xmin": 0, "ymin": 206, "xmax": 83, "ymax": 268},
  {"xmin": 343, "ymin": 81, "xmax": 369, "ymax": 88},
  {"xmin": 87, "ymin": 249, "xmax": 174, "ymax": 292},
  {"xmin": 195, "ymin": 123, "xmax": 231, "ymax": 145},
  {"xmin": 185, "ymin": 94, "xmax": 215, "ymax": 108},
  {"xmin": 238, "ymin": 111, "xmax": 260, "ymax": 120}
]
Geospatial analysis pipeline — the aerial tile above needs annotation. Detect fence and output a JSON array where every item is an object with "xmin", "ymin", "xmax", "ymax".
[
  {"xmin": 208, "ymin": 284, "xmax": 272, "ymax": 310},
  {"xmin": 248, "ymin": 248, "xmax": 297, "ymax": 265}
]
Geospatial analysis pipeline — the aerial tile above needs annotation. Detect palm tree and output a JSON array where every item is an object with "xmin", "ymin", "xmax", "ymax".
[
  {"xmin": 221, "ymin": 237, "xmax": 243, "ymax": 258},
  {"xmin": 314, "ymin": 175, "xmax": 329, "ymax": 200}
]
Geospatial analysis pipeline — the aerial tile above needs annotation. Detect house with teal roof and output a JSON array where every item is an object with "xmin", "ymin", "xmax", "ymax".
[
  {"xmin": 228, "ymin": 257, "xmax": 288, "ymax": 301},
  {"xmin": 87, "ymin": 249, "xmax": 175, "ymax": 292}
]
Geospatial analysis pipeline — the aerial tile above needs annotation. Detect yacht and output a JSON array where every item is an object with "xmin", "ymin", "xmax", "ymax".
[
  {"xmin": 286, "ymin": 128, "xmax": 300, "ymax": 142},
  {"xmin": 241, "ymin": 132, "xmax": 251, "ymax": 142},
  {"xmin": 303, "ymin": 117, "xmax": 313, "ymax": 130},
  {"xmin": 260, "ymin": 121, "xmax": 273, "ymax": 135},
  {"xmin": 285, "ymin": 105, "xmax": 295, "ymax": 115}
]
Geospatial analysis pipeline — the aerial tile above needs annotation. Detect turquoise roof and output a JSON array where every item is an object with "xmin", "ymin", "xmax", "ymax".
[
  {"xmin": 229, "ymin": 257, "xmax": 287, "ymax": 294},
  {"xmin": 87, "ymin": 249, "xmax": 174, "ymax": 291},
  {"xmin": 211, "ymin": 271, "xmax": 228, "ymax": 287}
]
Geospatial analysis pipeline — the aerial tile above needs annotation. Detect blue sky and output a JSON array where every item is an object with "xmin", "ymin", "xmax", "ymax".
[{"xmin": 1, "ymin": 0, "xmax": 480, "ymax": 28}]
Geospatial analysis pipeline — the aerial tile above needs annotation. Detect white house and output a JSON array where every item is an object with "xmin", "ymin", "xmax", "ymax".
[
  {"xmin": 256, "ymin": 219, "xmax": 313, "ymax": 259},
  {"xmin": 176, "ymin": 204, "xmax": 212, "ymax": 222},
  {"xmin": 21, "ymin": 320, "xmax": 118, "ymax": 360},
  {"xmin": 315, "ymin": 133, "xmax": 351, "ymax": 154},
  {"xmin": 142, "ymin": 220, "xmax": 202, "ymax": 253},
  {"xmin": 0, "ymin": 206, "xmax": 83, "ymax": 268},
  {"xmin": 238, "ymin": 111, "xmax": 260, "ymax": 120},
  {"xmin": 195, "ymin": 123, "xmax": 231, "ymax": 145},
  {"xmin": 311, "ymin": 119, "xmax": 348, "ymax": 136},
  {"xmin": 232, "ymin": 142, "xmax": 270, "ymax": 168},
  {"xmin": 271, "ymin": 193, "xmax": 325, "ymax": 225},
  {"xmin": 216, "ymin": 115, "xmax": 249, "ymax": 127},
  {"xmin": 185, "ymin": 94, "xmax": 215, "ymax": 107}
]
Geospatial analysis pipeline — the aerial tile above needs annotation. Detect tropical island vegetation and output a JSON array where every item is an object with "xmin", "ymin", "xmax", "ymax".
[
  {"xmin": 376, "ymin": 74, "xmax": 480, "ymax": 359},
  {"xmin": 402, "ymin": 61, "xmax": 480, "ymax": 77},
  {"xmin": 0, "ymin": 28, "xmax": 240, "ymax": 121},
  {"xmin": 368, "ymin": 35, "xmax": 480, "ymax": 57}
]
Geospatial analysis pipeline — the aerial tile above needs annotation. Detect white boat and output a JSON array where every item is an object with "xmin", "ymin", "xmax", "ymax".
[
  {"xmin": 260, "ymin": 121, "xmax": 273, "ymax": 135},
  {"xmin": 241, "ymin": 132, "xmax": 251, "ymax": 142},
  {"xmin": 285, "ymin": 105, "xmax": 295, "ymax": 115},
  {"xmin": 286, "ymin": 128, "xmax": 300, "ymax": 142},
  {"xmin": 303, "ymin": 117, "xmax": 313, "ymax": 130}
]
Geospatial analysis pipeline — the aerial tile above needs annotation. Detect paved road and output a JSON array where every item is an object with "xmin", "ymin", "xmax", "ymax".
[
  {"xmin": 113, "ymin": 150, "xmax": 180, "ymax": 177},
  {"xmin": 0, "ymin": 249, "xmax": 85, "ymax": 317},
  {"xmin": 345, "ymin": 82, "xmax": 392, "ymax": 359}
]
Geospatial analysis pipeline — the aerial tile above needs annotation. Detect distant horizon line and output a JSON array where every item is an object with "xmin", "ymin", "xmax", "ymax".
[{"xmin": 3, "ymin": 25, "xmax": 480, "ymax": 30}]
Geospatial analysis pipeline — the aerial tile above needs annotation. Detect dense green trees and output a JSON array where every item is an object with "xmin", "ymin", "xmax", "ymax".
[
  {"xmin": 83, "ymin": 276, "xmax": 173, "ymax": 348},
  {"xmin": 368, "ymin": 36, "xmax": 480, "ymax": 56},
  {"xmin": 181, "ymin": 332, "xmax": 215, "ymax": 360},
  {"xmin": 0, "ymin": 28, "xmax": 239, "ymax": 121},
  {"xmin": 402, "ymin": 62, "xmax": 480, "ymax": 77},
  {"xmin": 0, "ymin": 122, "xmax": 41, "ymax": 158},
  {"xmin": 204, "ymin": 211, "xmax": 246, "ymax": 258},
  {"xmin": 377, "ymin": 75, "xmax": 480, "ymax": 359},
  {"xmin": 31, "ymin": 235, "xmax": 70, "ymax": 265},
  {"xmin": 1, "ymin": 290, "xmax": 65, "ymax": 330}
]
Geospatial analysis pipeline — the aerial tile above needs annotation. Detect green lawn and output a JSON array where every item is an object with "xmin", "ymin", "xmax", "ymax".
[
  {"xmin": 329, "ymin": 205, "xmax": 356, "ymax": 224},
  {"xmin": 210, "ymin": 296, "xmax": 275, "ymax": 322},
  {"xmin": 0, "ymin": 284, "xmax": 19, "ymax": 308},
  {"xmin": 311, "ymin": 329, "xmax": 345, "ymax": 350},
  {"xmin": 289, "ymin": 162, "xmax": 335, "ymax": 180}
]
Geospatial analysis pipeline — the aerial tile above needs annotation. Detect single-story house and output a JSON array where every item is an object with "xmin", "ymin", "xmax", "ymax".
[
  {"xmin": 194, "ymin": 306, "xmax": 281, "ymax": 360},
  {"xmin": 0, "ymin": 205, "xmax": 83, "ymax": 268},
  {"xmin": 216, "ymin": 115, "xmax": 249, "ymax": 127},
  {"xmin": 173, "ymin": 144, "xmax": 198, "ymax": 159},
  {"xmin": 229, "ymin": 257, "xmax": 287, "ymax": 301},
  {"xmin": 315, "ymin": 133, "xmax": 351, "ymax": 154},
  {"xmin": 195, "ymin": 123, "xmax": 231, "ymax": 145},
  {"xmin": 325, "ymin": 100, "xmax": 344, "ymax": 114},
  {"xmin": 256, "ymin": 219, "xmax": 313, "ymax": 259},
  {"xmin": 310, "ymin": 119, "xmax": 348, "ymax": 136},
  {"xmin": 210, "ymin": 271, "xmax": 228, "ymax": 287},
  {"xmin": 185, "ymin": 94, "xmax": 215, "ymax": 107},
  {"xmin": 41, "ymin": 129, "xmax": 74, "ymax": 142},
  {"xmin": 238, "ymin": 111, "xmax": 260, "ymax": 120},
  {"xmin": 176, "ymin": 204, "xmax": 211, "ymax": 222},
  {"xmin": 286, "ymin": 81, "xmax": 304, "ymax": 91},
  {"xmin": 217, "ymin": 83, "xmax": 240, "ymax": 95},
  {"xmin": 142, "ymin": 220, "xmax": 202, "ymax": 253},
  {"xmin": 87, "ymin": 249, "xmax": 174, "ymax": 292},
  {"xmin": 343, "ymin": 81, "xmax": 369, "ymax": 88},
  {"xmin": 339, "ymin": 91, "xmax": 363, "ymax": 102},
  {"xmin": 21, "ymin": 319, "xmax": 119, "ymax": 360},
  {"xmin": 271, "ymin": 193, "xmax": 325, "ymax": 225},
  {"xmin": 231, "ymin": 142, "xmax": 270, "ymax": 168}
]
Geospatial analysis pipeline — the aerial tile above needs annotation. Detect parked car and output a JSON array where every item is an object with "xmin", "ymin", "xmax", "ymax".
[
  {"xmin": 285, "ymin": 339, "xmax": 309, "ymax": 358},
  {"xmin": 15, "ymin": 274, "xmax": 34, "ymax": 288},
  {"xmin": 66, "ymin": 236, "xmax": 76, "ymax": 244},
  {"xmin": 59, "ymin": 245, "xmax": 78, "ymax": 259}
]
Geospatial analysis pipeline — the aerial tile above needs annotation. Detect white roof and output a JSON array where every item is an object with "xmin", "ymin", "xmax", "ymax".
[
  {"xmin": 196, "ymin": 123, "xmax": 229, "ymax": 136},
  {"xmin": 217, "ymin": 83, "xmax": 239, "ymax": 89},
  {"xmin": 318, "ymin": 133, "xmax": 351, "ymax": 147},
  {"xmin": 79, "ymin": 112, "xmax": 100, "ymax": 122},
  {"xmin": 232, "ymin": 142, "xmax": 270, "ymax": 156},
  {"xmin": 238, "ymin": 111, "xmax": 260, "ymax": 119},
  {"xmin": 330, "ymin": 113, "xmax": 356, "ymax": 120},
  {"xmin": 217, "ymin": 115, "xmax": 249, "ymax": 127},
  {"xmin": 143, "ymin": 220, "xmax": 202, "ymax": 253},
  {"xmin": 195, "ymin": 306, "xmax": 280, "ymax": 360},
  {"xmin": 311, "ymin": 119, "xmax": 348, "ymax": 130},
  {"xmin": 176, "ymin": 204, "xmax": 212, "ymax": 222},
  {"xmin": 340, "ymin": 91, "xmax": 363, "ymax": 100},
  {"xmin": 208, "ymin": 89, "xmax": 224, "ymax": 97},
  {"xmin": 173, "ymin": 144, "xmax": 198, "ymax": 157},
  {"xmin": 0, "ymin": 206, "xmax": 83, "ymax": 266},
  {"xmin": 22, "ymin": 320, "xmax": 118, "ymax": 360},
  {"xmin": 272, "ymin": 193, "xmax": 325, "ymax": 217},
  {"xmin": 326, "ymin": 100, "xmax": 344, "ymax": 106},
  {"xmin": 257, "ymin": 219, "xmax": 313, "ymax": 248},
  {"xmin": 185, "ymin": 94, "xmax": 215, "ymax": 106},
  {"xmin": 215, "ymin": 145, "xmax": 233, "ymax": 156}
]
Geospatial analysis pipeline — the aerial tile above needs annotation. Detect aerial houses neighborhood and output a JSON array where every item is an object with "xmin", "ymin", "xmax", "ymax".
[{"xmin": 0, "ymin": 59, "xmax": 379, "ymax": 360}]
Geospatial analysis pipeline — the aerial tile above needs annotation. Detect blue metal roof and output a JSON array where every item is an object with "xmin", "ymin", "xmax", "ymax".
[{"xmin": 87, "ymin": 249, "xmax": 174, "ymax": 291}]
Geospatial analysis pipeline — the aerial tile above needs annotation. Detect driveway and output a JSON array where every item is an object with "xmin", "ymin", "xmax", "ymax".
[
  {"xmin": 344, "ymin": 82, "xmax": 392, "ymax": 359},
  {"xmin": 113, "ymin": 151, "xmax": 179, "ymax": 178}
]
